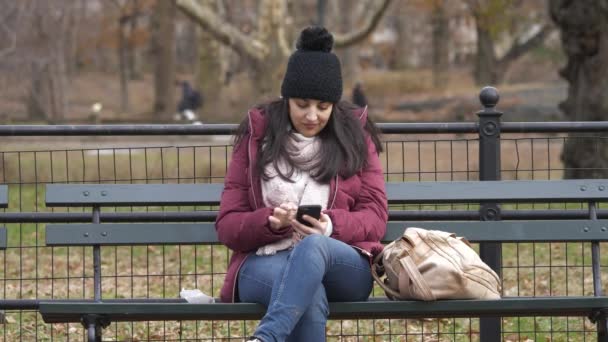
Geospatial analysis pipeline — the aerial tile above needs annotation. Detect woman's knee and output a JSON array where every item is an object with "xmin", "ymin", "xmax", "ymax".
[{"xmin": 297, "ymin": 234, "xmax": 330, "ymax": 255}]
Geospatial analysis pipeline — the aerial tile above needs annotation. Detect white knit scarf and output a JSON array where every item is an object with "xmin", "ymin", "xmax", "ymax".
[
  {"xmin": 256, "ymin": 134, "xmax": 330, "ymax": 256},
  {"xmin": 261, "ymin": 133, "xmax": 330, "ymax": 210}
]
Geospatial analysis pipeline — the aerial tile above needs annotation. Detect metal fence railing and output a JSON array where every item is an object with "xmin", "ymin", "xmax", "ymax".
[{"xmin": 1, "ymin": 87, "xmax": 607, "ymax": 341}]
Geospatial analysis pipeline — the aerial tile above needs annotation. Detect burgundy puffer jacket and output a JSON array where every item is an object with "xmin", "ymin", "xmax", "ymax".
[{"xmin": 215, "ymin": 106, "xmax": 388, "ymax": 303}]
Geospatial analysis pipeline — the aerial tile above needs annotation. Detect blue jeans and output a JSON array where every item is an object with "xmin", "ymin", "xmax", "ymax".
[{"xmin": 237, "ymin": 234, "xmax": 373, "ymax": 342}]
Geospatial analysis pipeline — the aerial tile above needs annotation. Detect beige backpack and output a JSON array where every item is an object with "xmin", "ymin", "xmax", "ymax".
[{"xmin": 371, "ymin": 227, "xmax": 501, "ymax": 301}]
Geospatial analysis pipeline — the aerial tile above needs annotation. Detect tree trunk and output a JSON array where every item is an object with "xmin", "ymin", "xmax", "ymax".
[
  {"xmin": 337, "ymin": 0, "xmax": 359, "ymax": 84},
  {"xmin": 550, "ymin": 0, "xmax": 608, "ymax": 179},
  {"xmin": 52, "ymin": 49, "xmax": 69, "ymax": 123},
  {"xmin": 151, "ymin": 0, "xmax": 176, "ymax": 121},
  {"xmin": 198, "ymin": 30, "xmax": 222, "ymax": 121},
  {"xmin": 474, "ymin": 25, "xmax": 499, "ymax": 86},
  {"xmin": 195, "ymin": 0, "xmax": 223, "ymax": 121},
  {"xmin": 317, "ymin": 0, "xmax": 327, "ymax": 26},
  {"xmin": 53, "ymin": 2, "xmax": 72, "ymax": 123},
  {"xmin": 118, "ymin": 21, "xmax": 129, "ymax": 113},
  {"xmin": 66, "ymin": 0, "xmax": 82, "ymax": 77},
  {"xmin": 432, "ymin": 2, "xmax": 449, "ymax": 89},
  {"xmin": 391, "ymin": 10, "xmax": 410, "ymax": 70},
  {"xmin": 27, "ymin": 66, "xmax": 48, "ymax": 122},
  {"xmin": 249, "ymin": 52, "xmax": 285, "ymax": 100},
  {"xmin": 127, "ymin": 0, "xmax": 141, "ymax": 80}
]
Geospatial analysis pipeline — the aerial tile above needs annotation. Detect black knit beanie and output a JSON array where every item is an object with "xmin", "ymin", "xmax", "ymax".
[{"xmin": 281, "ymin": 26, "xmax": 343, "ymax": 103}]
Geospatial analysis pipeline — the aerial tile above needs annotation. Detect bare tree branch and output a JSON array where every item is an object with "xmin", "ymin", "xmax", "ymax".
[
  {"xmin": 258, "ymin": 0, "xmax": 289, "ymax": 56},
  {"xmin": 0, "ymin": 22, "xmax": 17, "ymax": 59},
  {"xmin": 0, "ymin": 2, "xmax": 19, "ymax": 59},
  {"xmin": 176, "ymin": 0, "xmax": 267, "ymax": 61},
  {"xmin": 333, "ymin": 0, "xmax": 392, "ymax": 48},
  {"xmin": 499, "ymin": 24, "xmax": 553, "ymax": 65}
]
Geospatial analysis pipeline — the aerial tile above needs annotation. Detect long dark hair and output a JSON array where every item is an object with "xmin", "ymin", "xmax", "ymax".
[{"xmin": 234, "ymin": 98, "xmax": 383, "ymax": 183}]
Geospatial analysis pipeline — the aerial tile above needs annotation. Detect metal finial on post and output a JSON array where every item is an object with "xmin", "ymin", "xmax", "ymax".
[{"xmin": 479, "ymin": 86, "xmax": 500, "ymax": 109}]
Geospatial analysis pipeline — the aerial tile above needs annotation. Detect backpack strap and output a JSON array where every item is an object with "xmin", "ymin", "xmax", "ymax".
[
  {"xmin": 371, "ymin": 252, "xmax": 402, "ymax": 300},
  {"xmin": 372, "ymin": 249, "xmax": 437, "ymax": 301},
  {"xmin": 399, "ymin": 255, "xmax": 436, "ymax": 301}
]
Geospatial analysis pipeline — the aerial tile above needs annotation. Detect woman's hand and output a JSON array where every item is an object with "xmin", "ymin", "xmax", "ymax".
[
  {"xmin": 268, "ymin": 202, "xmax": 297, "ymax": 230},
  {"xmin": 291, "ymin": 213, "xmax": 329, "ymax": 237}
]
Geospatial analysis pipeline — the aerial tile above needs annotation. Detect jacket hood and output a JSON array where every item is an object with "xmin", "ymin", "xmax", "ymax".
[{"xmin": 247, "ymin": 107, "xmax": 268, "ymax": 141}]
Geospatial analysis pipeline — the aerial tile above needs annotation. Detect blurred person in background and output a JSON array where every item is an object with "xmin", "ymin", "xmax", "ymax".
[{"xmin": 175, "ymin": 80, "xmax": 203, "ymax": 124}]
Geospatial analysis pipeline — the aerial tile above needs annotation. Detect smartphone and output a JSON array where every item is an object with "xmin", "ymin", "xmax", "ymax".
[{"xmin": 296, "ymin": 205, "xmax": 322, "ymax": 227}]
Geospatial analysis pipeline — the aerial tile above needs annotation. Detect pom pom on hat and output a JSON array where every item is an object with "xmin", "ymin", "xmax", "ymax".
[
  {"xmin": 296, "ymin": 26, "xmax": 334, "ymax": 52},
  {"xmin": 281, "ymin": 26, "xmax": 342, "ymax": 103}
]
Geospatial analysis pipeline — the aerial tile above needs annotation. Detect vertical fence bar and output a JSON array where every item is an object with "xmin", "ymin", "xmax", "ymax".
[
  {"xmin": 477, "ymin": 86, "xmax": 502, "ymax": 341},
  {"xmin": 91, "ymin": 206, "xmax": 102, "ymax": 341},
  {"xmin": 93, "ymin": 206, "xmax": 101, "ymax": 301}
]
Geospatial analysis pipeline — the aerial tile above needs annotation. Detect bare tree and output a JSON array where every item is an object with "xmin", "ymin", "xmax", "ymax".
[
  {"xmin": 466, "ymin": 0, "xmax": 552, "ymax": 85},
  {"xmin": 0, "ymin": 2, "xmax": 19, "ymax": 60},
  {"xmin": 0, "ymin": 0, "xmax": 79, "ymax": 123},
  {"xmin": 431, "ymin": 0, "xmax": 449, "ymax": 88},
  {"xmin": 196, "ymin": 0, "xmax": 224, "ymax": 120},
  {"xmin": 108, "ymin": 0, "xmax": 149, "ymax": 114},
  {"xmin": 334, "ymin": 0, "xmax": 364, "ymax": 82},
  {"xmin": 390, "ymin": 0, "xmax": 418, "ymax": 70},
  {"xmin": 176, "ymin": 0, "xmax": 393, "ymax": 97},
  {"xmin": 551, "ymin": 0, "xmax": 608, "ymax": 179},
  {"xmin": 126, "ymin": 0, "xmax": 145, "ymax": 80},
  {"xmin": 111, "ymin": 0, "xmax": 131, "ymax": 113}
]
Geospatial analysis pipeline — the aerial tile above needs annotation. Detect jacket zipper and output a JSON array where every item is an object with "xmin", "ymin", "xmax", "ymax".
[
  {"xmin": 360, "ymin": 106, "xmax": 367, "ymax": 120},
  {"xmin": 329, "ymin": 175, "xmax": 338, "ymax": 209}
]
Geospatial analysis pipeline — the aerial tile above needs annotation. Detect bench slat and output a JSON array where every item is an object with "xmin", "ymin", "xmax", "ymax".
[
  {"xmin": 385, "ymin": 221, "xmax": 608, "ymax": 242},
  {"xmin": 0, "ymin": 227, "xmax": 6, "ymax": 250},
  {"xmin": 46, "ymin": 220, "xmax": 608, "ymax": 246},
  {"xmin": 39, "ymin": 297, "xmax": 608, "ymax": 322},
  {"xmin": 386, "ymin": 180, "xmax": 608, "ymax": 203},
  {"xmin": 0, "ymin": 185, "xmax": 7, "ymax": 208},
  {"xmin": 46, "ymin": 223, "xmax": 220, "ymax": 245},
  {"xmin": 45, "ymin": 181, "xmax": 608, "ymax": 208},
  {"xmin": 45, "ymin": 184, "xmax": 223, "ymax": 207}
]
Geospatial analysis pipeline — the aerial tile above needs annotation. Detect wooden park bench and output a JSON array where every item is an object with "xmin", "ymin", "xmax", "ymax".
[{"xmin": 38, "ymin": 181, "xmax": 608, "ymax": 342}]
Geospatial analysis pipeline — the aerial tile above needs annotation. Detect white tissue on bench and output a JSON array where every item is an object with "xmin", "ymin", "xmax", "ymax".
[{"xmin": 180, "ymin": 288, "xmax": 215, "ymax": 304}]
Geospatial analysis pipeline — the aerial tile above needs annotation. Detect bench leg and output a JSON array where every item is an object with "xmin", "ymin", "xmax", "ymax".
[
  {"xmin": 598, "ymin": 317, "xmax": 608, "ymax": 342},
  {"xmin": 86, "ymin": 322, "xmax": 99, "ymax": 342},
  {"xmin": 81, "ymin": 314, "xmax": 109, "ymax": 342},
  {"xmin": 590, "ymin": 310, "xmax": 608, "ymax": 342},
  {"xmin": 480, "ymin": 316, "xmax": 501, "ymax": 341}
]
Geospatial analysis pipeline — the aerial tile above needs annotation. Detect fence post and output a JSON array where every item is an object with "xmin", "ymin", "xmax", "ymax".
[{"xmin": 477, "ymin": 86, "xmax": 503, "ymax": 341}]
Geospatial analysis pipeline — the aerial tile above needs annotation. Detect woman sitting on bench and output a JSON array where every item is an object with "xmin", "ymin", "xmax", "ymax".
[{"xmin": 216, "ymin": 26, "xmax": 388, "ymax": 342}]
